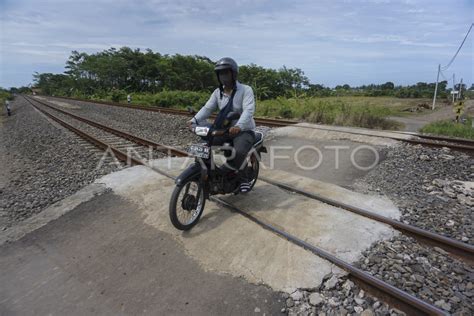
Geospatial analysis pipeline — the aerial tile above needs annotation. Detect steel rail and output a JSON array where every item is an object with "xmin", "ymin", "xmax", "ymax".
[
  {"xmin": 282, "ymin": 124, "xmax": 474, "ymax": 152},
  {"xmin": 211, "ymin": 197, "xmax": 447, "ymax": 316},
  {"xmin": 400, "ymin": 131, "xmax": 474, "ymax": 147},
  {"xmin": 24, "ymin": 97, "xmax": 145, "ymax": 167},
  {"xmin": 25, "ymin": 96, "xmax": 176, "ymax": 179},
  {"xmin": 260, "ymin": 176, "xmax": 474, "ymax": 264},
  {"xmin": 25, "ymin": 96, "xmax": 188, "ymax": 157},
  {"xmin": 46, "ymin": 95, "xmax": 298, "ymax": 126},
  {"xmin": 47, "ymin": 95, "xmax": 473, "ymax": 149},
  {"xmin": 29, "ymin": 95, "xmax": 474, "ymax": 263},
  {"xmin": 25, "ymin": 95, "xmax": 448, "ymax": 315}
]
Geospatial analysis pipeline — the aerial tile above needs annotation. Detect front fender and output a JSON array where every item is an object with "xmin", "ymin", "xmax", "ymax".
[{"xmin": 175, "ymin": 162, "xmax": 202, "ymax": 187}]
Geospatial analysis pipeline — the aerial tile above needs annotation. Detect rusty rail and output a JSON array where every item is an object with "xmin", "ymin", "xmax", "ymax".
[
  {"xmin": 29, "ymin": 95, "xmax": 474, "ymax": 263},
  {"xmin": 26, "ymin": 96, "xmax": 188, "ymax": 157},
  {"xmin": 25, "ymin": 95, "xmax": 449, "ymax": 315},
  {"xmin": 45, "ymin": 94, "xmax": 474, "ymax": 151},
  {"xmin": 213, "ymin": 197, "xmax": 448, "ymax": 316},
  {"xmin": 261, "ymin": 176, "xmax": 474, "ymax": 264}
]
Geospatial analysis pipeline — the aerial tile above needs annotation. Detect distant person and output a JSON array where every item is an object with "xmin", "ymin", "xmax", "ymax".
[
  {"xmin": 187, "ymin": 57, "xmax": 256, "ymax": 193},
  {"xmin": 5, "ymin": 99, "xmax": 11, "ymax": 116},
  {"xmin": 127, "ymin": 94, "xmax": 131, "ymax": 104}
]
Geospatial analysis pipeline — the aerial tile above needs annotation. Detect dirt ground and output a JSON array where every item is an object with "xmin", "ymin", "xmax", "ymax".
[{"xmin": 389, "ymin": 100, "xmax": 474, "ymax": 132}]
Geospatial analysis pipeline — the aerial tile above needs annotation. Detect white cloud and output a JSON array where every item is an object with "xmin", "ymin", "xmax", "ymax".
[{"xmin": 0, "ymin": 0, "xmax": 472, "ymax": 87}]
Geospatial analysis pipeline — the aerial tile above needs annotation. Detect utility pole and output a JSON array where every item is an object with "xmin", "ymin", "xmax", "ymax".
[
  {"xmin": 432, "ymin": 64, "xmax": 440, "ymax": 110},
  {"xmin": 452, "ymin": 73, "xmax": 456, "ymax": 103},
  {"xmin": 459, "ymin": 78, "xmax": 463, "ymax": 100}
]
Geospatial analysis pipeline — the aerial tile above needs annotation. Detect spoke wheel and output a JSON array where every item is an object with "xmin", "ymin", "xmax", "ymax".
[
  {"xmin": 247, "ymin": 152, "xmax": 260, "ymax": 190},
  {"xmin": 169, "ymin": 179, "xmax": 205, "ymax": 230}
]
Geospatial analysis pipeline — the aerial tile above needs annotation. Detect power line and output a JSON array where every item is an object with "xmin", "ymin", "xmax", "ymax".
[
  {"xmin": 432, "ymin": 23, "xmax": 472, "ymax": 110},
  {"xmin": 439, "ymin": 70, "xmax": 456, "ymax": 83},
  {"xmin": 441, "ymin": 23, "xmax": 473, "ymax": 71},
  {"xmin": 439, "ymin": 69, "xmax": 448, "ymax": 81}
]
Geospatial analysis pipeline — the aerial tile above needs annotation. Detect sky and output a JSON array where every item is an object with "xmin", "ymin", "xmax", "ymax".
[{"xmin": 1, "ymin": 0, "xmax": 473, "ymax": 88}]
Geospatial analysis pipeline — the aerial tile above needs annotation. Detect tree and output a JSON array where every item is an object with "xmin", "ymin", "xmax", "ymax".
[
  {"xmin": 29, "ymin": 46, "xmax": 463, "ymax": 101},
  {"xmin": 277, "ymin": 66, "xmax": 310, "ymax": 97},
  {"xmin": 239, "ymin": 64, "xmax": 281, "ymax": 100},
  {"xmin": 381, "ymin": 82, "xmax": 394, "ymax": 90},
  {"xmin": 33, "ymin": 72, "xmax": 73, "ymax": 95}
]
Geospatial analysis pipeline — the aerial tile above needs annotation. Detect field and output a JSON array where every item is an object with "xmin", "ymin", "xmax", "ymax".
[{"xmin": 254, "ymin": 96, "xmax": 435, "ymax": 130}]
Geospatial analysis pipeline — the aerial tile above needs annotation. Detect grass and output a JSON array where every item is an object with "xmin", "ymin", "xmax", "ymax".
[
  {"xmin": 255, "ymin": 96, "xmax": 413, "ymax": 130},
  {"xmin": 420, "ymin": 118, "xmax": 474, "ymax": 139}
]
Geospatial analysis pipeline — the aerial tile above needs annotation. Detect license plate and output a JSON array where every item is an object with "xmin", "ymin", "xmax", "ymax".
[{"xmin": 189, "ymin": 144, "xmax": 210, "ymax": 159}]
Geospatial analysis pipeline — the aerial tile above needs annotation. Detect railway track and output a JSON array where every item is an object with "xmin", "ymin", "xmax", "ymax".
[
  {"xmin": 24, "ymin": 96, "xmax": 183, "ymax": 177},
  {"xmin": 24, "ymin": 94, "xmax": 473, "ymax": 314},
  {"xmin": 46, "ymin": 95, "xmax": 474, "ymax": 152},
  {"xmin": 45, "ymin": 95, "xmax": 297, "ymax": 127},
  {"xmin": 28, "ymin": 94, "xmax": 474, "ymax": 263},
  {"xmin": 399, "ymin": 131, "xmax": 474, "ymax": 147}
]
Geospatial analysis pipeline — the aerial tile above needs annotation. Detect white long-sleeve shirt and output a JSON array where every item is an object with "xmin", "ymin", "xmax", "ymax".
[{"xmin": 193, "ymin": 81, "xmax": 256, "ymax": 131}]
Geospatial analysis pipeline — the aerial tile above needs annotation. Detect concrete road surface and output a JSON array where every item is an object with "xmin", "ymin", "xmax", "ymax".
[
  {"xmin": 1, "ymin": 127, "xmax": 401, "ymax": 315},
  {"xmin": 0, "ymin": 192, "xmax": 283, "ymax": 315}
]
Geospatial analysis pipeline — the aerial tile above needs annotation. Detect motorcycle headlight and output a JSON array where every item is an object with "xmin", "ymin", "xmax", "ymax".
[{"xmin": 195, "ymin": 126, "xmax": 210, "ymax": 137}]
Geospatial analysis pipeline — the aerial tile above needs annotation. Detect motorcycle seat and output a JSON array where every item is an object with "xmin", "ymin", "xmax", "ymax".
[{"xmin": 253, "ymin": 131, "xmax": 264, "ymax": 147}]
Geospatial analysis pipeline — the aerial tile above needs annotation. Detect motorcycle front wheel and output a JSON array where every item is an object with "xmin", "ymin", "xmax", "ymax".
[{"xmin": 169, "ymin": 178, "xmax": 206, "ymax": 230}]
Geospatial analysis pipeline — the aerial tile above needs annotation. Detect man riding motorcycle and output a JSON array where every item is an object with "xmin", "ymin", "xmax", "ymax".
[{"xmin": 187, "ymin": 57, "xmax": 256, "ymax": 193}]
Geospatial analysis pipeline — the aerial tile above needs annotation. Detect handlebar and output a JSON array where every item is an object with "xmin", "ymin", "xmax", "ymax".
[{"xmin": 211, "ymin": 129, "xmax": 228, "ymax": 137}]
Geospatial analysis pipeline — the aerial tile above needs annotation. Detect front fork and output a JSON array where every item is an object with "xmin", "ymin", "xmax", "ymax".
[{"xmin": 175, "ymin": 160, "xmax": 209, "ymax": 200}]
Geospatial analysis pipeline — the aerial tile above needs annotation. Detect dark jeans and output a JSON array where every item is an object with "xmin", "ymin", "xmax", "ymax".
[{"xmin": 212, "ymin": 130, "xmax": 255, "ymax": 182}]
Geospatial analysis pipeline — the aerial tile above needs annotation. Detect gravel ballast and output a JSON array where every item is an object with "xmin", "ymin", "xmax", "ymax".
[
  {"xmin": 8, "ymin": 96, "xmax": 473, "ymax": 315},
  {"xmin": 283, "ymin": 233, "xmax": 472, "ymax": 315},
  {"xmin": 0, "ymin": 98, "xmax": 119, "ymax": 229},
  {"xmin": 284, "ymin": 143, "xmax": 473, "ymax": 315},
  {"xmin": 38, "ymin": 96, "xmax": 198, "ymax": 148},
  {"xmin": 353, "ymin": 143, "xmax": 473, "ymax": 244}
]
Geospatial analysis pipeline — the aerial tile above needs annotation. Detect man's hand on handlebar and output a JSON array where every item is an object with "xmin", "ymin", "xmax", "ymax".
[
  {"xmin": 229, "ymin": 126, "xmax": 241, "ymax": 136},
  {"xmin": 212, "ymin": 126, "xmax": 240, "ymax": 137}
]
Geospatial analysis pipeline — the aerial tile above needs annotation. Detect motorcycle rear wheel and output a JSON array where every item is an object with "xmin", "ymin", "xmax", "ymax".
[
  {"xmin": 247, "ymin": 152, "xmax": 260, "ymax": 190},
  {"xmin": 169, "ymin": 179, "xmax": 206, "ymax": 230}
]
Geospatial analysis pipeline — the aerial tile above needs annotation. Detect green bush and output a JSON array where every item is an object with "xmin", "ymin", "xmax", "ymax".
[
  {"xmin": 0, "ymin": 89, "xmax": 12, "ymax": 103},
  {"xmin": 0, "ymin": 90, "xmax": 11, "ymax": 101},
  {"xmin": 152, "ymin": 90, "xmax": 209, "ymax": 109},
  {"xmin": 128, "ymin": 93, "xmax": 154, "ymax": 105},
  {"xmin": 88, "ymin": 90, "xmax": 108, "ymax": 100},
  {"xmin": 278, "ymin": 102, "xmax": 293, "ymax": 118},
  {"xmin": 420, "ymin": 119, "xmax": 474, "ymax": 139},
  {"xmin": 0, "ymin": 89, "xmax": 12, "ymax": 116},
  {"xmin": 109, "ymin": 89, "xmax": 127, "ymax": 102},
  {"xmin": 99, "ymin": 90, "xmax": 210, "ymax": 108}
]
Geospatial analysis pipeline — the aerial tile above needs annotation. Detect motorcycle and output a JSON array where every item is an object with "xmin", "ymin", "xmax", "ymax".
[{"xmin": 169, "ymin": 112, "xmax": 266, "ymax": 230}]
